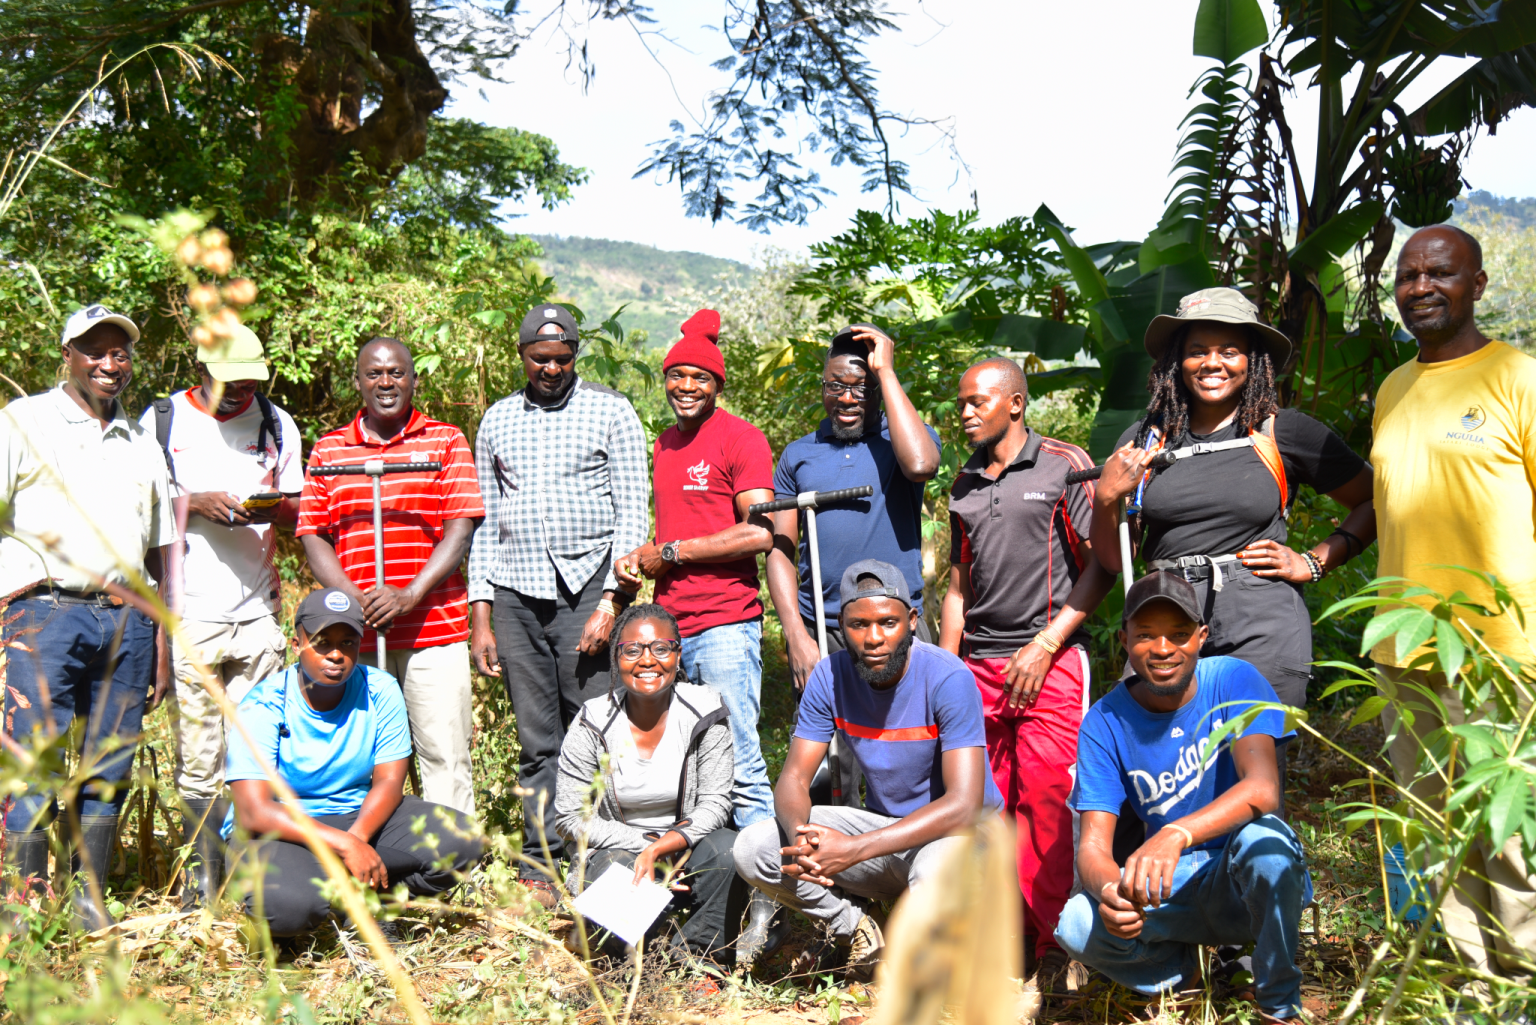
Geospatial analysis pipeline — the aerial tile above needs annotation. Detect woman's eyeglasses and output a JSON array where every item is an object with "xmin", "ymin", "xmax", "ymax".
[{"xmin": 617, "ymin": 639, "xmax": 682, "ymax": 661}]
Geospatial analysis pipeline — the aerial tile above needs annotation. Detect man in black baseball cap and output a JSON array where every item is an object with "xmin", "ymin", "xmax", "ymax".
[
  {"xmin": 294, "ymin": 586, "xmax": 368, "ymax": 638},
  {"xmin": 467, "ymin": 300, "xmax": 650, "ymax": 907},
  {"xmin": 734, "ymin": 557, "xmax": 1002, "ymax": 981},
  {"xmin": 1053, "ymin": 568, "xmax": 1311, "ymax": 1022}
]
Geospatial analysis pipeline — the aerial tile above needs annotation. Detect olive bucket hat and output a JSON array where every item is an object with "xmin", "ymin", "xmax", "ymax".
[{"xmin": 1143, "ymin": 287, "xmax": 1293, "ymax": 368}]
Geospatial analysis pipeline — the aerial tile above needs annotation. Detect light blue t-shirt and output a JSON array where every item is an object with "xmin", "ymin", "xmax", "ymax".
[
  {"xmin": 222, "ymin": 664, "xmax": 413, "ymax": 838},
  {"xmin": 1071, "ymin": 656, "xmax": 1289, "ymax": 850}
]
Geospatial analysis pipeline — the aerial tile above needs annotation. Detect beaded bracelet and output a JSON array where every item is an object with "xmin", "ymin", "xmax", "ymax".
[{"xmin": 1300, "ymin": 550, "xmax": 1324, "ymax": 583}]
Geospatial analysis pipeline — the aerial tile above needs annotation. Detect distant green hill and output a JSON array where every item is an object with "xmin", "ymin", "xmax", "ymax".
[{"xmin": 528, "ymin": 235, "xmax": 753, "ymax": 346}]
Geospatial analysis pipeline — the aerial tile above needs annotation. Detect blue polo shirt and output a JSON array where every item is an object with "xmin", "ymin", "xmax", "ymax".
[{"xmin": 773, "ymin": 416, "xmax": 938, "ymax": 624}]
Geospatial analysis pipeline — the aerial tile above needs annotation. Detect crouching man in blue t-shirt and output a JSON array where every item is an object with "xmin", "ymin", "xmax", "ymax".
[
  {"xmin": 224, "ymin": 588, "xmax": 485, "ymax": 937},
  {"xmin": 1055, "ymin": 570, "xmax": 1311, "ymax": 1022},
  {"xmin": 735, "ymin": 560, "xmax": 1002, "ymax": 981}
]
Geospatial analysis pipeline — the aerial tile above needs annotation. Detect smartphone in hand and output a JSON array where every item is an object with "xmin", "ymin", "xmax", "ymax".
[{"xmin": 243, "ymin": 492, "xmax": 283, "ymax": 510}]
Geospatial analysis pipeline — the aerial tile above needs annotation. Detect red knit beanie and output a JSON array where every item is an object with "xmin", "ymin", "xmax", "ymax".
[{"xmin": 663, "ymin": 309, "xmax": 725, "ymax": 384}]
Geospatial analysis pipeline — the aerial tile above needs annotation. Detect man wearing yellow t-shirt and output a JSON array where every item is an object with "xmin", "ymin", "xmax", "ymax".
[{"xmin": 1372, "ymin": 224, "xmax": 1536, "ymax": 978}]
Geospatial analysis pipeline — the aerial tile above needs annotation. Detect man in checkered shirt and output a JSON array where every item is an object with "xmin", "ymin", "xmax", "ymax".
[{"xmin": 468, "ymin": 303, "xmax": 650, "ymax": 905}]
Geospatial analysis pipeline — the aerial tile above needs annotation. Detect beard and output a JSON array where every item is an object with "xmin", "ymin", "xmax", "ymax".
[
  {"xmin": 829, "ymin": 415, "xmax": 866, "ymax": 442},
  {"xmin": 851, "ymin": 630, "xmax": 914, "ymax": 686},
  {"xmin": 967, "ymin": 422, "xmax": 1007, "ymax": 451},
  {"xmin": 1139, "ymin": 660, "xmax": 1198, "ymax": 699}
]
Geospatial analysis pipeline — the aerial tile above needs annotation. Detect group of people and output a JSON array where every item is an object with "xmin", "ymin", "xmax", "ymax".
[{"xmin": 1, "ymin": 224, "xmax": 1531, "ymax": 1020}]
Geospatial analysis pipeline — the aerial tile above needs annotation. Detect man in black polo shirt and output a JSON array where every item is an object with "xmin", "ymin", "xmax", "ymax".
[{"xmin": 938, "ymin": 357, "xmax": 1115, "ymax": 987}]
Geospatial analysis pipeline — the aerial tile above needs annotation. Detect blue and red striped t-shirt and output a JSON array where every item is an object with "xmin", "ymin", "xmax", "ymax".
[
  {"xmin": 297, "ymin": 410, "xmax": 484, "ymax": 650},
  {"xmin": 795, "ymin": 641, "xmax": 1003, "ymax": 817}
]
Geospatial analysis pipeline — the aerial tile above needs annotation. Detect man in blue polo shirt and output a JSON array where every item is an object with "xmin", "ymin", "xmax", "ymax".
[
  {"xmin": 1054, "ymin": 571, "xmax": 1310, "ymax": 1023},
  {"xmin": 766, "ymin": 324, "xmax": 941, "ymax": 694},
  {"xmin": 735, "ymin": 560, "xmax": 1000, "ymax": 981}
]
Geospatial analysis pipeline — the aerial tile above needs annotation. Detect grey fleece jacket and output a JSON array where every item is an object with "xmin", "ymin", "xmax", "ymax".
[{"xmin": 553, "ymin": 682, "xmax": 734, "ymax": 855}]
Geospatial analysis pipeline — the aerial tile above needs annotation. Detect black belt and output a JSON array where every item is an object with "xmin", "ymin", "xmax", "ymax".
[
  {"xmin": 1148, "ymin": 554, "xmax": 1249, "ymax": 591},
  {"xmin": 14, "ymin": 585, "xmax": 124, "ymax": 607}
]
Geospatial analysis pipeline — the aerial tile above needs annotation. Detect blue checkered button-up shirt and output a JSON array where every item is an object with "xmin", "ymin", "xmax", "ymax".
[{"xmin": 468, "ymin": 378, "xmax": 650, "ymax": 603}]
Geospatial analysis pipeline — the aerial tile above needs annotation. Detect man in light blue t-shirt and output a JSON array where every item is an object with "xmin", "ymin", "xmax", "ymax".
[
  {"xmin": 225, "ymin": 588, "xmax": 484, "ymax": 937},
  {"xmin": 1054, "ymin": 571, "xmax": 1311, "ymax": 1023}
]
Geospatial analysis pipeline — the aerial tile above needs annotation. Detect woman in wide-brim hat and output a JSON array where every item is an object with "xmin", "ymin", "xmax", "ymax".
[{"xmin": 1090, "ymin": 287, "xmax": 1377, "ymax": 783}]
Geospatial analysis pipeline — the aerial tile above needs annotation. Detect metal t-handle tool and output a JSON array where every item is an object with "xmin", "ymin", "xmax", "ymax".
[
  {"xmin": 749, "ymin": 486, "xmax": 875, "ymax": 803},
  {"xmin": 1065, "ymin": 462, "xmax": 1148, "ymax": 597},
  {"xmin": 310, "ymin": 460, "xmax": 442, "ymax": 668}
]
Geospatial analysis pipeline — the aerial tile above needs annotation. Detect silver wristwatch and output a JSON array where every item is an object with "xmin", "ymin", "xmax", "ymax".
[{"xmin": 661, "ymin": 540, "xmax": 683, "ymax": 565}]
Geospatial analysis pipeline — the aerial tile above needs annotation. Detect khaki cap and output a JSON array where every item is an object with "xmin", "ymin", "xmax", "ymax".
[
  {"xmin": 197, "ymin": 324, "xmax": 270, "ymax": 382},
  {"xmin": 1143, "ymin": 287, "xmax": 1293, "ymax": 367}
]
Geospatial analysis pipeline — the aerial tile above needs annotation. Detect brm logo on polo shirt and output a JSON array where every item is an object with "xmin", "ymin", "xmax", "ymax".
[
  {"xmin": 324, "ymin": 591, "xmax": 353, "ymax": 613},
  {"xmin": 1019, "ymin": 491, "xmax": 1049, "ymax": 501},
  {"xmin": 684, "ymin": 459, "xmax": 712, "ymax": 492}
]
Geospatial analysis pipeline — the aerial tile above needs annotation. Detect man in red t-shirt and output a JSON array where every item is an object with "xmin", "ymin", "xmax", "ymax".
[
  {"xmin": 615, "ymin": 310, "xmax": 775, "ymax": 818},
  {"xmin": 298, "ymin": 337, "xmax": 485, "ymax": 816}
]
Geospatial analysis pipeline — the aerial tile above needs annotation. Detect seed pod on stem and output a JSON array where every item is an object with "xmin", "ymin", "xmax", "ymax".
[
  {"xmin": 207, "ymin": 307, "xmax": 241, "ymax": 339},
  {"xmin": 187, "ymin": 283, "xmax": 221, "ymax": 314},
  {"xmin": 191, "ymin": 324, "xmax": 214, "ymax": 347},
  {"xmin": 201, "ymin": 247, "xmax": 234, "ymax": 276},
  {"xmin": 222, "ymin": 278, "xmax": 257, "ymax": 306},
  {"xmin": 176, "ymin": 235, "xmax": 203, "ymax": 266}
]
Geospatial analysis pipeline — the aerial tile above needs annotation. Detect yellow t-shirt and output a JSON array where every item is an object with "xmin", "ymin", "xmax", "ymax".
[{"xmin": 1371, "ymin": 340, "xmax": 1536, "ymax": 667}]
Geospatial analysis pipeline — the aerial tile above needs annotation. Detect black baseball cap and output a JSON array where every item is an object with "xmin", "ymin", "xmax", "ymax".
[
  {"xmin": 828, "ymin": 323, "xmax": 879, "ymax": 361},
  {"xmin": 1122, "ymin": 570, "xmax": 1204, "ymax": 625},
  {"xmin": 839, "ymin": 559, "xmax": 912, "ymax": 610},
  {"xmin": 518, "ymin": 303, "xmax": 581, "ymax": 348},
  {"xmin": 295, "ymin": 588, "xmax": 366, "ymax": 638}
]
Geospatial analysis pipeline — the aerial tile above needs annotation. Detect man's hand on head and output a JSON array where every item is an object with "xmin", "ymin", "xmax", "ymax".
[
  {"xmin": 850, "ymin": 325, "xmax": 895, "ymax": 375},
  {"xmin": 1097, "ymin": 880, "xmax": 1145, "ymax": 938}
]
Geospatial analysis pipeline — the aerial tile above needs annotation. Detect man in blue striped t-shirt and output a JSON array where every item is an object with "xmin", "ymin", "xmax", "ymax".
[{"xmin": 734, "ymin": 560, "xmax": 1000, "ymax": 982}]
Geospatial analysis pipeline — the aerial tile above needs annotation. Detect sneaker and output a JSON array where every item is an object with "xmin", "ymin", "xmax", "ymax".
[
  {"xmin": 844, "ymin": 913, "xmax": 885, "ymax": 983},
  {"xmin": 1034, "ymin": 945, "xmax": 1087, "ymax": 995},
  {"xmin": 520, "ymin": 879, "xmax": 560, "ymax": 911}
]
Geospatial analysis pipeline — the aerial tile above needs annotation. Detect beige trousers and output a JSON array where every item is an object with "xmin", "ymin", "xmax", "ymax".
[
  {"xmin": 171, "ymin": 616, "xmax": 288, "ymax": 800},
  {"xmin": 1377, "ymin": 662, "xmax": 1536, "ymax": 977},
  {"xmin": 380, "ymin": 641, "xmax": 477, "ymax": 818}
]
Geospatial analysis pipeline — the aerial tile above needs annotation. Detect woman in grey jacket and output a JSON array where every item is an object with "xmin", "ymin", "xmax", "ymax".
[{"xmin": 553, "ymin": 603, "xmax": 746, "ymax": 959}]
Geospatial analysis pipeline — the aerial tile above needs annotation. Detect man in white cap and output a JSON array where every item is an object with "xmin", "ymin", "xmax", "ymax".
[
  {"xmin": 0, "ymin": 303, "xmax": 179, "ymax": 929},
  {"xmin": 139, "ymin": 324, "xmax": 302, "ymax": 907}
]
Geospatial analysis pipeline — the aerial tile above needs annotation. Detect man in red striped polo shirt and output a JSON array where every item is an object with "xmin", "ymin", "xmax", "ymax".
[{"xmin": 298, "ymin": 337, "xmax": 485, "ymax": 815}]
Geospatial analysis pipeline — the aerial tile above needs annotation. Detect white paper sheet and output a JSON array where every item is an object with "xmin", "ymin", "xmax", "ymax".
[{"xmin": 570, "ymin": 862, "xmax": 674, "ymax": 946}]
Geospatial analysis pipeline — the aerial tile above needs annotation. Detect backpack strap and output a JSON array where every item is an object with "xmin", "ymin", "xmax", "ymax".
[
  {"xmin": 1249, "ymin": 413, "xmax": 1289, "ymax": 515},
  {"xmin": 254, "ymin": 393, "xmax": 282, "ymax": 467},
  {"xmin": 151, "ymin": 397, "xmax": 176, "ymax": 481}
]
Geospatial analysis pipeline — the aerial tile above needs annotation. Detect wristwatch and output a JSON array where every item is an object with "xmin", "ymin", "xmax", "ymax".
[{"xmin": 661, "ymin": 540, "xmax": 683, "ymax": 566}]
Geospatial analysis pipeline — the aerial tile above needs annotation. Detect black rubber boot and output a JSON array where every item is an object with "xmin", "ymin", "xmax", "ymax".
[
  {"xmin": 69, "ymin": 815, "xmax": 119, "ymax": 932},
  {"xmin": 4, "ymin": 831, "xmax": 50, "ymax": 893},
  {"xmin": 736, "ymin": 889, "xmax": 789, "ymax": 968},
  {"xmin": 180, "ymin": 797, "xmax": 228, "ymax": 910}
]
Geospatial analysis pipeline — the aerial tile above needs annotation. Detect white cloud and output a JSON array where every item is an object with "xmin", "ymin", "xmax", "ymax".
[{"xmin": 448, "ymin": 0, "xmax": 1536, "ymax": 264}]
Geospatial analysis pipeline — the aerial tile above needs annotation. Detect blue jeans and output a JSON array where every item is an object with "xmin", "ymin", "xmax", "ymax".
[
  {"xmin": 1055, "ymin": 815, "xmax": 1312, "ymax": 1019},
  {"xmin": 2, "ymin": 598, "xmax": 155, "ymax": 830},
  {"xmin": 681, "ymin": 619, "xmax": 772, "ymax": 828}
]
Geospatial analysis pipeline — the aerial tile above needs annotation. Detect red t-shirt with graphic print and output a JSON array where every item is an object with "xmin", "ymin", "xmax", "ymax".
[{"xmin": 652, "ymin": 408, "xmax": 775, "ymax": 636}]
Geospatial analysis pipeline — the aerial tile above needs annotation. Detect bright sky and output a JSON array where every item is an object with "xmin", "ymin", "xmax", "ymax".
[{"xmin": 448, "ymin": 0, "xmax": 1536, "ymax": 264}]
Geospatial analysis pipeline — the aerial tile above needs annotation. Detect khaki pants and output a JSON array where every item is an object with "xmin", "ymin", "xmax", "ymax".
[
  {"xmin": 381, "ymin": 641, "xmax": 476, "ymax": 818},
  {"xmin": 171, "ymin": 616, "xmax": 288, "ymax": 800},
  {"xmin": 1377, "ymin": 663, "xmax": 1536, "ymax": 977}
]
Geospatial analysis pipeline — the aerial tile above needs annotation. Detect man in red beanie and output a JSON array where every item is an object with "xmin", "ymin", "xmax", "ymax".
[{"xmin": 614, "ymin": 309, "xmax": 784, "ymax": 959}]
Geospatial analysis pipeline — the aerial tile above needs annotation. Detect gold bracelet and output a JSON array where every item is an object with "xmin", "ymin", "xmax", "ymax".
[
  {"xmin": 1032, "ymin": 630, "xmax": 1062, "ymax": 655},
  {"xmin": 1165, "ymin": 823, "xmax": 1195, "ymax": 850},
  {"xmin": 595, "ymin": 599, "xmax": 621, "ymax": 618}
]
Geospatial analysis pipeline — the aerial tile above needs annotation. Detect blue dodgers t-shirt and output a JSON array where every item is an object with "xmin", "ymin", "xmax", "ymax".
[
  {"xmin": 222, "ymin": 664, "xmax": 413, "ymax": 838},
  {"xmin": 773, "ymin": 416, "xmax": 940, "ymax": 623},
  {"xmin": 1072, "ymin": 656, "xmax": 1290, "ymax": 850},
  {"xmin": 796, "ymin": 640, "xmax": 1004, "ymax": 817}
]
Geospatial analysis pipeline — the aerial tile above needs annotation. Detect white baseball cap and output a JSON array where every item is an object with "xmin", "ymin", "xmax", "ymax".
[{"xmin": 61, "ymin": 304, "xmax": 141, "ymax": 346}]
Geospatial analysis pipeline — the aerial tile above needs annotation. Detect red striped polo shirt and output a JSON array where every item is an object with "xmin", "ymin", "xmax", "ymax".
[{"xmin": 297, "ymin": 410, "xmax": 484, "ymax": 650}]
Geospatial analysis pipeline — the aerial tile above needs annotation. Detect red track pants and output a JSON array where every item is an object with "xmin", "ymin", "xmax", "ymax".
[{"xmin": 966, "ymin": 647, "xmax": 1088, "ymax": 958}]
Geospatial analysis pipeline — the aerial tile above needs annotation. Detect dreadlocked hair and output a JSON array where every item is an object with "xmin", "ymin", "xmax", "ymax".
[
  {"xmin": 1135, "ymin": 326, "xmax": 1281, "ymax": 450},
  {"xmin": 607, "ymin": 602, "xmax": 689, "ymax": 695}
]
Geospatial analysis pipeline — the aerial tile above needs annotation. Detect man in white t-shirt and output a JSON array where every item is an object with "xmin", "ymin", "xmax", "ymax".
[{"xmin": 140, "ymin": 325, "xmax": 302, "ymax": 906}]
